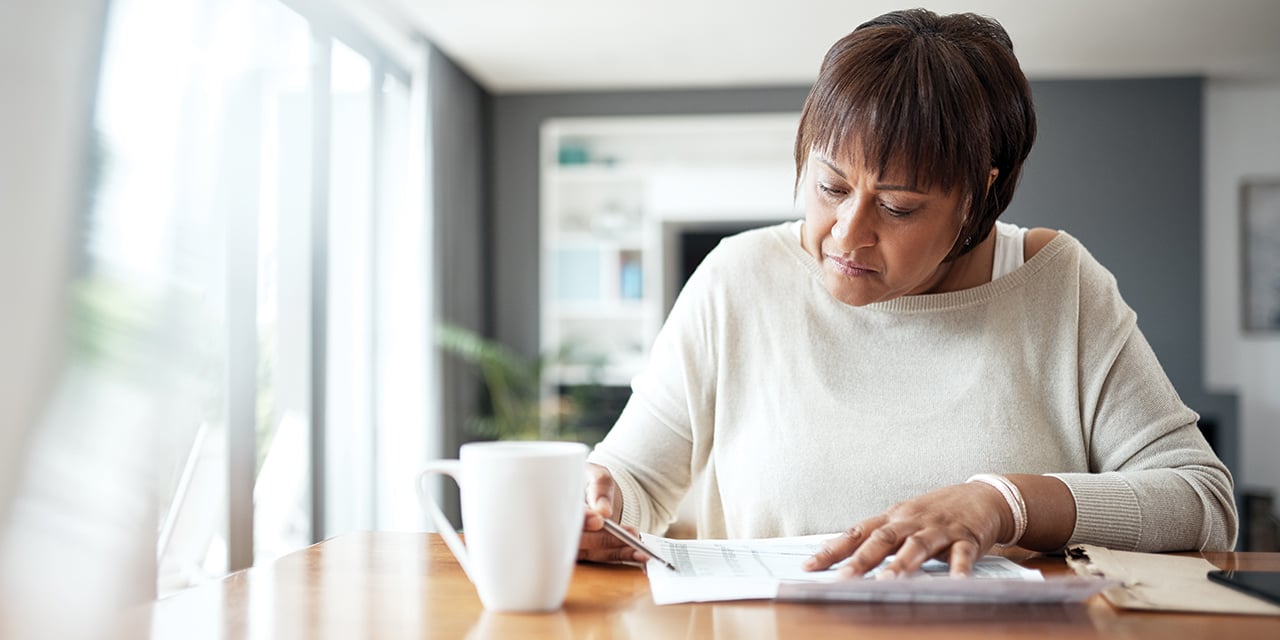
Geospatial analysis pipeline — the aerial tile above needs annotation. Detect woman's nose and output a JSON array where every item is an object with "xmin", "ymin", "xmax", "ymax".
[{"xmin": 831, "ymin": 198, "xmax": 876, "ymax": 251}]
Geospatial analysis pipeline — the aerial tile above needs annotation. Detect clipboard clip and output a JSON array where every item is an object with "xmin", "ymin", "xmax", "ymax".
[{"xmin": 1066, "ymin": 545, "xmax": 1142, "ymax": 590}]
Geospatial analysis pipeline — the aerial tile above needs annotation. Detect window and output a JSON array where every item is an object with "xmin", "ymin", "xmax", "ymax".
[{"xmin": 85, "ymin": 0, "xmax": 434, "ymax": 595}]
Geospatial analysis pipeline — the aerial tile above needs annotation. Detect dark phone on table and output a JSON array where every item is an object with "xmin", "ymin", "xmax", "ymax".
[{"xmin": 1207, "ymin": 569, "xmax": 1280, "ymax": 606}]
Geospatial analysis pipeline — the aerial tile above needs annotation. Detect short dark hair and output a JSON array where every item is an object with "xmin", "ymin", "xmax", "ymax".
[{"xmin": 794, "ymin": 8, "xmax": 1036, "ymax": 260}]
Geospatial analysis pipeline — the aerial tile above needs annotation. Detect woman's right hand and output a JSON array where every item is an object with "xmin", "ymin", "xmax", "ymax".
[{"xmin": 579, "ymin": 462, "xmax": 647, "ymax": 564}]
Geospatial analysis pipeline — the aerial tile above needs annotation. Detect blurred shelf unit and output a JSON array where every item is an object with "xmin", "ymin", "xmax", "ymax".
[{"xmin": 539, "ymin": 113, "xmax": 802, "ymax": 393}]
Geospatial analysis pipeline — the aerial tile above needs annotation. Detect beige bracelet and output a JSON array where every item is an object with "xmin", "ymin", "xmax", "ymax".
[{"xmin": 966, "ymin": 473, "xmax": 1028, "ymax": 547}]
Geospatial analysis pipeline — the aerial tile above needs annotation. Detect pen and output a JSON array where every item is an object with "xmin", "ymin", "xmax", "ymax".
[{"xmin": 599, "ymin": 518, "xmax": 679, "ymax": 572}]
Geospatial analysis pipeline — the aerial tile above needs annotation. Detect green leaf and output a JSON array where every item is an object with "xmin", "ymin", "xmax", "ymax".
[{"xmin": 437, "ymin": 323, "xmax": 587, "ymax": 441}]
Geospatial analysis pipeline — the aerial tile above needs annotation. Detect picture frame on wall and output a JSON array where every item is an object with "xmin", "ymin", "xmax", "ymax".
[{"xmin": 1242, "ymin": 179, "xmax": 1280, "ymax": 333}]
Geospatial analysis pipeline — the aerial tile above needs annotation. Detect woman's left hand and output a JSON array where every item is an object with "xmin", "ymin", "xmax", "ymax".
[{"xmin": 802, "ymin": 482, "xmax": 1013, "ymax": 578}]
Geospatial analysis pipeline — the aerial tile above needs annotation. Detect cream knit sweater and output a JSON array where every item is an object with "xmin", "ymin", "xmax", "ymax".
[{"xmin": 589, "ymin": 221, "xmax": 1237, "ymax": 552}]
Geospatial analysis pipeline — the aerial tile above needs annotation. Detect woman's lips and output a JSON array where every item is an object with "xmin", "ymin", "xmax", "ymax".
[{"xmin": 827, "ymin": 255, "xmax": 878, "ymax": 278}]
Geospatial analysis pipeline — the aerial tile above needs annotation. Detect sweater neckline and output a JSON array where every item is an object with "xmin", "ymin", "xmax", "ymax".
[{"xmin": 773, "ymin": 220, "xmax": 1074, "ymax": 313}]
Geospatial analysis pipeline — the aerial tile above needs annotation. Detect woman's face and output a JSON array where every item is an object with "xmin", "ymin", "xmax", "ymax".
[{"xmin": 801, "ymin": 151, "xmax": 968, "ymax": 307}]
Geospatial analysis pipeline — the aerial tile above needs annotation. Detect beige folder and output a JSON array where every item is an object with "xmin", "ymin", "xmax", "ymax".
[{"xmin": 1066, "ymin": 544, "xmax": 1280, "ymax": 616}]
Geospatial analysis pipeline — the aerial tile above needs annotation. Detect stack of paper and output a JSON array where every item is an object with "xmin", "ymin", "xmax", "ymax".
[{"xmin": 639, "ymin": 533, "xmax": 1115, "ymax": 605}]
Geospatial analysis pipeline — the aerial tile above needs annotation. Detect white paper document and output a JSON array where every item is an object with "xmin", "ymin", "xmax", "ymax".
[{"xmin": 640, "ymin": 533, "xmax": 1115, "ymax": 605}]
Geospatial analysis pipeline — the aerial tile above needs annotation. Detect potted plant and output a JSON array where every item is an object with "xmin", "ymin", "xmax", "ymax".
[{"xmin": 436, "ymin": 324, "xmax": 608, "ymax": 443}]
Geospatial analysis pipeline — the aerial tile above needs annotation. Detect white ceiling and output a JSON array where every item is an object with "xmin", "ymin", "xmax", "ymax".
[{"xmin": 385, "ymin": 0, "xmax": 1280, "ymax": 94}]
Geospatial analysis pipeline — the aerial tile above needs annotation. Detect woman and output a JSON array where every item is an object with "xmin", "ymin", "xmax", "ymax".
[{"xmin": 578, "ymin": 8, "xmax": 1237, "ymax": 578}]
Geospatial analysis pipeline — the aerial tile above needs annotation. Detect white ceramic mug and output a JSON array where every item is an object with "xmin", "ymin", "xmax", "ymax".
[{"xmin": 417, "ymin": 441, "xmax": 588, "ymax": 612}]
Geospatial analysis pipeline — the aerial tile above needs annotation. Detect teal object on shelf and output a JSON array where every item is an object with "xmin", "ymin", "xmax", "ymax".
[{"xmin": 557, "ymin": 143, "xmax": 589, "ymax": 165}]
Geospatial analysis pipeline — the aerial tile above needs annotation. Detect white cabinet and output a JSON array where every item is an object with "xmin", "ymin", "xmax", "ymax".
[{"xmin": 539, "ymin": 114, "xmax": 802, "ymax": 404}]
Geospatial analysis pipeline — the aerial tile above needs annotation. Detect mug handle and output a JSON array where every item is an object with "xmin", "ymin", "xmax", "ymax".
[{"xmin": 416, "ymin": 461, "xmax": 473, "ymax": 580}]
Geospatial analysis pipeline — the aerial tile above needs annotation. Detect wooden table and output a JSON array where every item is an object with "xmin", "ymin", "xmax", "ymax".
[{"xmin": 134, "ymin": 532, "xmax": 1280, "ymax": 639}]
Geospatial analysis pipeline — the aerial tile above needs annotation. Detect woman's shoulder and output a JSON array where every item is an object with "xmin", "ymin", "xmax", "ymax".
[
  {"xmin": 714, "ymin": 220, "xmax": 798, "ymax": 249},
  {"xmin": 1021, "ymin": 228, "xmax": 1135, "ymax": 330},
  {"xmin": 677, "ymin": 221, "xmax": 806, "ymax": 299},
  {"xmin": 1023, "ymin": 227, "xmax": 1058, "ymax": 261},
  {"xmin": 1017, "ymin": 227, "xmax": 1101, "ymax": 287},
  {"xmin": 696, "ymin": 220, "xmax": 804, "ymax": 271},
  {"xmin": 988, "ymin": 226, "xmax": 1101, "ymax": 301}
]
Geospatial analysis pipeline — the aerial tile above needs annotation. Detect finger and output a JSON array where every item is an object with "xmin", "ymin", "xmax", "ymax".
[
  {"xmin": 948, "ymin": 539, "xmax": 979, "ymax": 577},
  {"xmin": 578, "ymin": 529, "xmax": 626, "ymax": 552},
  {"xmin": 618, "ymin": 524, "xmax": 649, "ymax": 561},
  {"xmin": 880, "ymin": 530, "xmax": 948, "ymax": 579},
  {"xmin": 583, "ymin": 507, "xmax": 605, "ymax": 531},
  {"xmin": 577, "ymin": 545, "xmax": 646, "ymax": 564},
  {"xmin": 577, "ymin": 531, "xmax": 645, "ymax": 564},
  {"xmin": 838, "ymin": 522, "xmax": 910, "ymax": 578},
  {"xmin": 584, "ymin": 464, "xmax": 614, "ymax": 519},
  {"xmin": 804, "ymin": 517, "xmax": 882, "ymax": 571}
]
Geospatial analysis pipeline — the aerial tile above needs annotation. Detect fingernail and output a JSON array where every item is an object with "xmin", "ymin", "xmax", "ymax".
[
  {"xmin": 802, "ymin": 558, "xmax": 817, "ymax": 570},
  {"xmin": 877, "ymin": 569, "xmax": 897, "ymax": 580},
  {"xmin": 837, "ymin": 565, "xmax": 856, "ymax": 578}
]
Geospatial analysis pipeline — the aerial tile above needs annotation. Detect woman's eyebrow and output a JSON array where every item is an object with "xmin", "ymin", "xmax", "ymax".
[
  {"xmin": 876, "ymin": 183, "xmax": 925, "ymax": 194},
  {"xmin": 814, "ymin": 154, "xmax": 846, "ymax": 178},
  {"xmin": 814, "ymin": 155, "xmax": 925, "ymax": 194}
]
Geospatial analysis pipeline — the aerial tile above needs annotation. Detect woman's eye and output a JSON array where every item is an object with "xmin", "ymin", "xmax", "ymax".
[
  {"xmin": 879, "ymin": 201, "xmax": 914, "ymax": 217},
  {"xmin": 817, "ymin": 183, "xmax": 845, "ymax": 198}
]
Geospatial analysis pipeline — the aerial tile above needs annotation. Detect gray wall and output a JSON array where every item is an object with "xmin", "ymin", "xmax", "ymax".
[
  {"xmin": 486, "ymin": 79, "xmax": 1237, "ymax": 473},
  {"xmin": 429, "ymin": 43, "xmax": 488, "ymax": 478},
  {"xmin": 1010, "ymin": 79, "xmax": 1203, "ymax": 394},
  {"xmin": 1005, "ymin": 78, "xmax": 1236, "ymax": 471}
]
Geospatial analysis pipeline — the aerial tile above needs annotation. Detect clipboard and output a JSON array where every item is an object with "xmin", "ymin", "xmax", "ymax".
[{"xmin": 1065, "ymin": 544, "xmax": 1280, "ymax": 616}]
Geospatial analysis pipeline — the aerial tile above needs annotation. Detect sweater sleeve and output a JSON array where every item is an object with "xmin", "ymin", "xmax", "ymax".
[
  {"xmin": 1045, "ymin": 251, "xmax": 1237, "ymax": 551},
  {"xmin": 587, "ymin": 396, "xmax": 692, "ymax": 534},
  {"xmin": 586, "ymin": 253, "xmax": 718, "ymax": 534}
]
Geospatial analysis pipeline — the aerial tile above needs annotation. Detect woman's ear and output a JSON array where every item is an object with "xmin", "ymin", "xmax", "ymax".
[{"xmin": 987, "ymin": 167, "xmax": 1000, "ymax": 192}]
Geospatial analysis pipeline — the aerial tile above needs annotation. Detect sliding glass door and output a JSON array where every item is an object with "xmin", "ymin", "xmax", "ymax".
[{"xmin": 86, "ymin": 0, "xmax": 432, "ymax": 595}]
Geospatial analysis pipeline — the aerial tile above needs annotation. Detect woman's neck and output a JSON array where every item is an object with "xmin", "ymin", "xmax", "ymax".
[{"xmin": 921, "ymin": 230, "xmax": 996, "ymax": 295}]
